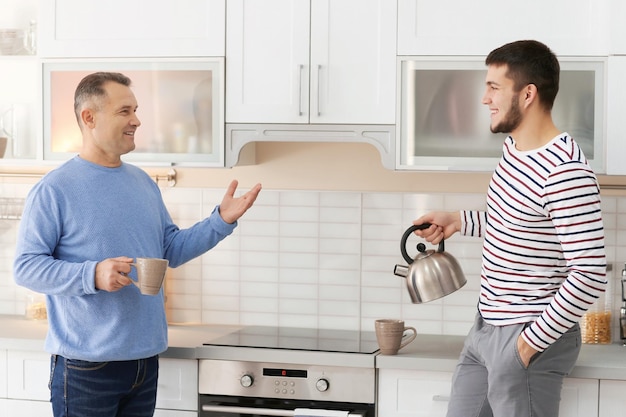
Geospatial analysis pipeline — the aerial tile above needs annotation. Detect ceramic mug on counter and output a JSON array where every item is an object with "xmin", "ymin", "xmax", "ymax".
[{"xmin": 375, "ymin": 319, "xmax": 417, "ymax": 355}]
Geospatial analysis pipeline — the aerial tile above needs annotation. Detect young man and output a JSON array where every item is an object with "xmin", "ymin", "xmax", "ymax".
[
  {"xmin": 413, "ymin": 40, "xmax": 606, "ymax": 417},
  {"xmin": 13, "ymin": 72, "xmax": 262, "ymax": 417}
]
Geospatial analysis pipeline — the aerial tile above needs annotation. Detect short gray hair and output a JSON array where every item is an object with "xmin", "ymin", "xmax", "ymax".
[{"xmin": 74, "ymin": 72, "xmax": 132, "ymax": 125}]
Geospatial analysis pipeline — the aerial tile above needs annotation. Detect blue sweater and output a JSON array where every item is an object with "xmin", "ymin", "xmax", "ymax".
[{"xmin": 13, "ymin": 156, "xmax": 236, "ymax": 361}]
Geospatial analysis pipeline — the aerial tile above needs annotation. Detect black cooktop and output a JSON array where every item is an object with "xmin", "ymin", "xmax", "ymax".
[{"xmin": 204, "ymin": 326, "xmax": 380, "ymax": 354}]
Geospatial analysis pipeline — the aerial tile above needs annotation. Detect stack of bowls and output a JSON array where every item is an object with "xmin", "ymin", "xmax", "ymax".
[{"xmin": 0, "ymin": 29, "xmax": 24, "ymax": 55}]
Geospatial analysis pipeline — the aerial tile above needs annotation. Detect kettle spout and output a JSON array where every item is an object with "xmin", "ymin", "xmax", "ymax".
[{"xmin": 394, "ymin": 264, "xmax": 409, "ymax": 278}]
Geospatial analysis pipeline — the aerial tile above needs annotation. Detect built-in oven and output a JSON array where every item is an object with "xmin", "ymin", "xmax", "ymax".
[{"xmin": 198, "ymin": 326, "xmax": 378, "ymax": 417}]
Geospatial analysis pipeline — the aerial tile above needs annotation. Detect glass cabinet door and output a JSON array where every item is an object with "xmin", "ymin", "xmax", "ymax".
[
  {"xmin": 43, "ymin": 58, "xmax": 225, "ymax": 166},
  {"xmin": 397, "ymin": 57, "xmax": 605, "ymax": 172},
  {"xmin": 0, "ymin": 60, "xmax": 39, "ymax": 161}
]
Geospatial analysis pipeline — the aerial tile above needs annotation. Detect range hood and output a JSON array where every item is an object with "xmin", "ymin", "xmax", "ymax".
[{"xmin": 225, "ymin": 123, "xmax": 396, "ymax": 169}]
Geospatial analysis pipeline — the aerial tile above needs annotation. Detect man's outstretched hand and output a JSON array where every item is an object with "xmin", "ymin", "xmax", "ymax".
[{"xmin": 219, "ymin": 180, "xmax": 262, "ymax": 224}]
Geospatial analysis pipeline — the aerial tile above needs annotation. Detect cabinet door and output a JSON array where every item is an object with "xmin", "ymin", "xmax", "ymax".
[
  {"xmin": 377, "ymin": 369, "xmax": 452, "ymax": 417},
  {"xmin": 155, "ymin": 359, "xmax": 198, "ymax": 412},
  {"xmin": 7, "ymin": 350, "xmax": 50, "ymax": 401},
  {"xmin": 397, "ymin": 0, "xmax": 609, "ymax": 56},
  {"xmin": 378, "ymin": 370, "xmax": 598, "ymax": 417},
  {"xmin": 599, "ymin": 380, "xmax": 626, "ymax": 417},
  {"xmin": 226, "ymin": 0, "xmax": 396, "ymax": 125},
  {"xmin": 609, "ymin": 1, "xmax": 626, "ymax": 54},
  {"xmin": 310, "ymin": 0, "xmax": 396, "ymax": 124},
  {"xmin": 0, "ymin": 350, "xmax": 6, "ymax": 398},
  {"xmin": 39, "ymin": 0, "xmax": 226, "ymax": 57},
  {"xmin": 559, "ymin": 378, "xmax": 598, "ymax": 417},
  {"xmin": 605, "ymin": 56, "xmax": 626, "ymax": 175},
  {"xmin": 0, "ymin": 60, "xmax": 40, "ymax": 161},
  {"xmin": 42, "ymin": 58, "xmax": 225, "ymax": 167},
  {"xmin": 226, "ymin": 0, "xmax": 310, "ymax": 123},
  {"xmin": 0, "ymin": 398, "xmax": 53, "ymax": 416}
]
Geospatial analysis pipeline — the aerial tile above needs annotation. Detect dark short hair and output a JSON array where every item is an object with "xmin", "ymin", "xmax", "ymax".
[
  {"xmin": 74, "ymin": 72, "xmax": 132, "ymax": 125},
  {"xmin": 485, "ymin": 40, "xmax": 560, "ymax": 111}
]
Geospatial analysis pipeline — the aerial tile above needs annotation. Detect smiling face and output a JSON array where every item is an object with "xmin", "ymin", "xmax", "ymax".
[
  {"xmin": 79, "ymin": 81, "xmax": 141, "ymax": 166},
  {"xmin": 482, "ymin": 64, "xmax": 523, "ymax": 135}
]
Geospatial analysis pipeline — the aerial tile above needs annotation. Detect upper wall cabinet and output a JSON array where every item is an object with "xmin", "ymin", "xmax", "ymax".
[
  {"xmin": 0, "ymin": 60, "xmax": 40, "ymax": 161},
  {"xmin": 42, "ymin": 58, "xmax": 225, "ymax": 167},
  {"xmin": 605, "ymin": 56, "xmax": 626, "ymax": 175},
  {"xmin": 38, "ymin": 0, "xmax": 226, "ymax": 58},
  {"xmin": 225, "ymin": 0, "xmax": 397, "ymax": 125},
  {"xmin": 609, "ymin": 0, "xmax": 626, "ymax": 54},
  {"xmin": 397, "ymin": 0, "xmax": 610, "ymax": 56}
]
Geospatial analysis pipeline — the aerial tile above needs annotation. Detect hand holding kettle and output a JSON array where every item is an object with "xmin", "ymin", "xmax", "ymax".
[
  {"xmin": 394, "ymin": 214, "xmax": 467, "ymax": 304},
  {"xmin": 412, "ymin": 211, "xmax": 461, "ymax": 244}
]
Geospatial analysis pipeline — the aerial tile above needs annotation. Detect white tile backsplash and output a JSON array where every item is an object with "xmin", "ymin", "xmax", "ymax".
[{"xmin": 1, "ymin": 184, "xmax": 625, "ymax": 340}]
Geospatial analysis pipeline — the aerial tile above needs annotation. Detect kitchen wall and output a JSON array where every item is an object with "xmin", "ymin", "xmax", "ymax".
[{"xmin": 1, "ymin": 145, "xmax": 625, "ymax": 339}]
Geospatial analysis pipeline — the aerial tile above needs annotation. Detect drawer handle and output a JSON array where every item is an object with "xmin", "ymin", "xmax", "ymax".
[{"xmin": 432, "ymin": 395, "xmax": 450, "ymax": 402}]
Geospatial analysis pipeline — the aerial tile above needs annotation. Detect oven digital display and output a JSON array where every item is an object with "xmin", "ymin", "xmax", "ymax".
[{"xmin": 263, "ymin": 368, "xmax": 308, "ymax": 378}]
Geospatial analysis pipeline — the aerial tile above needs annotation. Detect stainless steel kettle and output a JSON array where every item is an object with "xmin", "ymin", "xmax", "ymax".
[{"xmin": 393, "ymin": 224, "xmax": 467, "ymax": 303}]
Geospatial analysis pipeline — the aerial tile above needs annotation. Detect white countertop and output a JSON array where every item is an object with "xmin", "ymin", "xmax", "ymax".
[
  {"xmin": 375, "ymin": 333, "xmax": 626, "ymax": 380},
  {"xmin": 2, "ymin": 315, "xmax": 625, "ymax": 380},
  {"xmin": 0, "ymin": 315, "xmax": 241, "ymax": 358}
]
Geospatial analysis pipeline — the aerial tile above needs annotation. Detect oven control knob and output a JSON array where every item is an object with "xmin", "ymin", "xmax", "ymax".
[
  {"xmin": 240, "ymin": 374, "xmax": 254, "ymax": 388},
  {"xmin": 316, "ymin": 378, "xmax": 329, "ymax": 392}
]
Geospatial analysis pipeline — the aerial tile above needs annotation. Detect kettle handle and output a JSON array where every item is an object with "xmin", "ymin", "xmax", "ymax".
[{"xmin": 400, "ymin": 224, "xmax": 446, "ymax": 264}]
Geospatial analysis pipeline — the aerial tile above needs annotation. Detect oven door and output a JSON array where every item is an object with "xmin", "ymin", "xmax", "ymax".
[{"xmin": 199, "ymin": 395, "xmax": 374, "ymax": 417}]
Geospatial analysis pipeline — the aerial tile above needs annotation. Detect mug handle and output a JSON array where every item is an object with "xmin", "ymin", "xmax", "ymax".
[
  {"xmin": 399, "ymin": 326, "xmax": 417, "ymax": 350},
  {"xmin": 128, "ymin": 263, "xmax": 140, "ymax": 288}
]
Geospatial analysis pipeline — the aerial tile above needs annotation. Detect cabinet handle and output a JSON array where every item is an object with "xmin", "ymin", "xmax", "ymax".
[
  {"xmin": 298, "ymin": 64, "xmax": 304, "ymax": 116},
  {"xmin": 432, "ymin": 395, "xmax": 451, "ymax": 402},
  {"xmin": 317, "ymin": 64, "xmax": 322, "ymax": 116}
]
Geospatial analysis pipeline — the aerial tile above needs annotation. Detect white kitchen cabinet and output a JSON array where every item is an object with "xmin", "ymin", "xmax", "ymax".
[
  {"xmin": 378, "ymin": 369, "xmax": 598, "ymax": 417},
  {"xmin": 38, "ymin": 0, "xmax": 226, "ymax": 58},
  {"xmin": 599, "ymin": 380, "xmax": 626, "ymax": 417},
  {"xmin": 0, "ymin": 398, "xmax": 53, "ymax": 416},
  {"xmin": 397, "ymin": 0, "xmax": 609, "ymax": 56},
  {"xmin": 0, "ymin": 350, "xmax": 6, "ymax": 398},
  {"xmin": 559, "ymin": 378, "xmax": 599, "ymax": 417},
  {"xmin": 0, "ymin": 58, "xmax": 40, "ymax": 163},
  {"xmin": 225, "ymin": 0, "xmax": 396, "ymax": 125},
  {"xmin": 2, "ymin": 350, "xmax": 197, "ymax": 416},
  {"xmin": 41, "ymin": 58, "xmax": 225, "ymax": 167},
  {"xmin": 609, "ymin": 0, "xmax": 626, "ymax": 54},
  {"xmin": 396, "ymin": 57, "xmax": 606, "ymax": 173},
  {"xmin": 155, "ymin": 358, "xmax": 198, "ymax": 413},
  {"xmin": 605, "ymin": 56, "xmax": 626, "ymax": 175},
  {"xmin": 1, "ymin": 350, "xmax": 53, "ymax": 416},
  {"xmin": 7, "ymin": 350, "xmax": 50, "ymax": 401},
  {"xmin": 377, "ymin": 369, "xmax": 452, "ymax": 417}
]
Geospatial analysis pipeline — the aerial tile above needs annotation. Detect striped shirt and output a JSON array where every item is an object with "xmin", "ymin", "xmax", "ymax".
[{"xmin": 460, "ymin": 133, "xmax": 606, "ymax": 351}]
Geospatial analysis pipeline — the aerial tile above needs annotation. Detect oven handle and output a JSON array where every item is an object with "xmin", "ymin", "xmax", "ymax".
[{"xmin": 201, "ymin": 404, "xmax": 365, "ymax": 416}]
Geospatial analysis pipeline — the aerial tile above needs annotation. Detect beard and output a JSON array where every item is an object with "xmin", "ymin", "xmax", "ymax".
[{"xmin": 490, "ymin": 93, "xmax": 523, "ymax": 134}]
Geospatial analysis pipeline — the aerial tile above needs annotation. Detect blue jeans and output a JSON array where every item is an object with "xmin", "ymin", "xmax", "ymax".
[{"xmin": 49, "ymin": 355, "xmax": 159, "ymax": 417}]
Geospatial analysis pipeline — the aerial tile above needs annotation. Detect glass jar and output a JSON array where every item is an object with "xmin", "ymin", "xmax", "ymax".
[
  {"xmin": 581, "ymin": 276, "xmax": 612, "ymax": 344},
  {"xmin": 25, "ymin": 291, "xmax": 47, "ymax": 320}
]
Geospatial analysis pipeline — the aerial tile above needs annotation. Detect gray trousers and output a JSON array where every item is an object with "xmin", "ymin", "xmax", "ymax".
[{"xmin": 446, "ymin": 314, "xmax": 581, "ymax": 417}]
